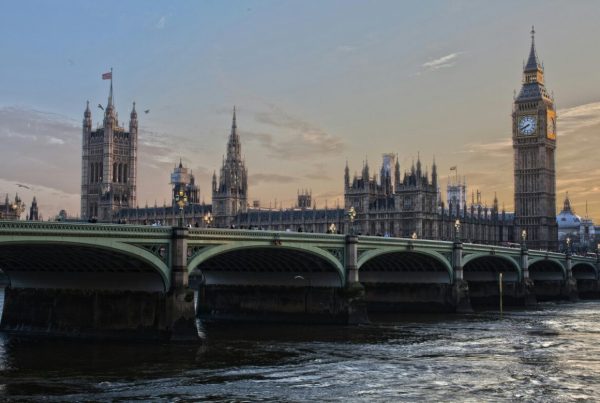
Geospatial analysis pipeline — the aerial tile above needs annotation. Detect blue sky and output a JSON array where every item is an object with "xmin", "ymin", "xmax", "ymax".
[{"xmin": 1, "ymin": 1, "xmax": 600, "ymax": 219}]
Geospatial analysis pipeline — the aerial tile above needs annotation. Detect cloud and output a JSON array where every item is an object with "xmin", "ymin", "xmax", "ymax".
[
  {"xmin": 464, "ymin": 138, "xmax": 512, "ymax": 156},
  {"xmin": 48, "ymin": 137, "xmax": 65, "ymax": 145},
  {"xmin": 249, "ymin": 173, "xmax": 297, "ymax": 186},
  {"xmin": 422, "ymin": 52, "xmax": 462, "ymax": 71},
  {"xmin": 155, "ymin": 16, "xmax": 166, "ymax": 29},
  {"xmin": 243, "ymin": 106, "xmax": 345, "ymax": 160},
  {"xmin": 0, "ymin": 107, "xmax": 80, "ymax": 194},
  {"xmin": 336, "ymin": 45, "xmax": 357, "ymax": 53},
  {"xmin": 557, "ymin": 101, "xmax": 600, "ymax": 136}
]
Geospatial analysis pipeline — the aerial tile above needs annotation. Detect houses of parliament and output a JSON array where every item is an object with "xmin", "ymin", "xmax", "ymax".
[{"xmin": 72, "ymin": 29, "xmax": 584, "ymax": 251}]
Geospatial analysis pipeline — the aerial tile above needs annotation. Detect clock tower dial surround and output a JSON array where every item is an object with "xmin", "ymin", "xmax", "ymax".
[{"xmin": 512, "ymin": 27, "xmax": 558, "ymax": 251}]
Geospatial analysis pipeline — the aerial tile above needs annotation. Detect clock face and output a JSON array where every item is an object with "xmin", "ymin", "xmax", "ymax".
[{"xmin": 518, "ymin": 116, "xmax": 537, "ymax": 135}]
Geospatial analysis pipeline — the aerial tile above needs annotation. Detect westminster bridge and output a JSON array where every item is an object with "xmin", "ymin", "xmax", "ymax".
[{"xmin": 0, "ymin": 221, "xmax": 598, "ymax": 340}]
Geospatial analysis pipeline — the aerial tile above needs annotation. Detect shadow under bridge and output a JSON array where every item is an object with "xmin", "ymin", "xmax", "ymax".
[
  {"xmin": 358, "ymin": 251, "xmax": 453, "ymax": 284},
  {"xmin": 0, "ymin": 243, "xmax": 168, "ymax": 292},
  {"xmin": 189, "ymin": 246, "xmax": 345, "ymax": 287},
  {"xmin": 463, "ymin": 254, "xmax": 521, "ymax": 305}
]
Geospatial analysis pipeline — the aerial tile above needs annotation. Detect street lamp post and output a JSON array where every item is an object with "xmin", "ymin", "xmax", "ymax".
[
  {"xmin": 411, "ymin": 232, "xmax": 418, "ymax": 240},
  {"xmin": 566, "ymin": 236, "xmax": 571, "ymax": 256},
  {"xmin": 203, "ymin": 211, "xmax": 213, "ymax": 228},
  {"xmin": 454, "ymin": 219, "xmax": 461, "ymax": 242},
  {"xmin": 174, "ymin": 189, "xmax": 188, "ymax": 227},
  {"xmin": 521, "ymin": 229, "xmax": 527, "ymax": 250},
  {"xmin": 329, "ymin": 223, "xmax": 336, "ymax": 234},
  {"xmin": 347, "ymin": 206, "xmax": 356, "ymax": 235}
]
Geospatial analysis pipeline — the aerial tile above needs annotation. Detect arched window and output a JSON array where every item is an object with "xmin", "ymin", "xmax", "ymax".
[
  {"xmin": 123, "ymin": 164, "xmax": 128, "ymax": 183},
  {"xmin": 113, "ymin": 163, "xmax": 117, "ymax": 182},
  {"xmin": 118, "ymin": 163, "xmax": 122, "ymax": 183}
]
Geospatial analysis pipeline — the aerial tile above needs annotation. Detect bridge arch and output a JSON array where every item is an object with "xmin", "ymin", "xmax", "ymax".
[
  {"xmin": 528, "ymin": 257, "xmax": 566, "ymax": 281},
  {"xmin": 187, "ymin": 244, "xmax": 345, "ymax": 287},
  {"xmin": 0, "ymin": 239, "xmax": 170, "ymax": 292},
  {"xmin": 357, "ymin": 249, "xmax": 453, "ymax": 284},
  {"xmin": 463, "ymin": 253, "xmax": 521, "ymax": 282},
  {"xmin": 571, "ymin": 262, "xmax": 598, "ymax": 280}
]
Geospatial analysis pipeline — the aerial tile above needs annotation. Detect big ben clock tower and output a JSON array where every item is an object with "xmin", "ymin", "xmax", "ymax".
[{"xmin": 513, "ymin": 27, "xmax": 558, "ymax": 251}]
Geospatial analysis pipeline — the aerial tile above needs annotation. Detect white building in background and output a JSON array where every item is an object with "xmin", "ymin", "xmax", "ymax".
[
  {"xmin": 447, "ymin": 174, "xmax": 466, "ymax": 212},
  {"xmin": 556, "ymin": 194, "xmax": 597, "ymax": 253}
]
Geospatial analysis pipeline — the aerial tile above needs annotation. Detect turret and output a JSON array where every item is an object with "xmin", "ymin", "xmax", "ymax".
[
  {"xmin": 29, "ymin": 196, "xmax": 39, "ymax": 221},
  {"xmin": 362, "ymin": 159, "xmax": 370, "ymax": 183},
  {"xmin": 493, "ymin": 192, "xmax": 499, "ymax": 214},
  {"xmin": 344, "ymin": 161, "xmax": 350, "ymax": 189},
  {"xmin": 129, "ymin": 101, "xmax": 138, "ymax": 130},
  {"xmin": 83, "ymin": 101, "xmax": 92, "ymax": 131},
  {"xmin": 562, "ymin": 192, "xmax": 572, "ymax": 212},
  {"xmin": 431, "ymin": 157, "xmax": 438, "ymax": 189},
  {"xmin": 394, "ymin": 156, "xmax": 401, "ymax": 190}
]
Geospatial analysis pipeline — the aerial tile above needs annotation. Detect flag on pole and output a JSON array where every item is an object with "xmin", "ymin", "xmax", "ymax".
[
  {"xmin": 449, "ymin": 166, "xmax": 457, "ymax": 171},
  {"xmin": 102, "ymin": 71, "xmax": 112, "ymax": 80}
]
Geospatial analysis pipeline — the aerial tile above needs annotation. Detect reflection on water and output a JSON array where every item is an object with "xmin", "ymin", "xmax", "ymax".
[{"xmin": 0, "ymin": 290, "xmax": 600, "ymax": 401}]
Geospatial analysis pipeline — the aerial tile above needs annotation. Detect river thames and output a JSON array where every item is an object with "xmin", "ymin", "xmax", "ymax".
[{"xmin": 0, "ymin": 299, "xmax": 599, "ymax": 401}]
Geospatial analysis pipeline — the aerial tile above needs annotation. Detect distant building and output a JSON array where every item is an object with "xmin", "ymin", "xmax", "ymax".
[
  {"xmin": 116, "ymin": 161, "xmax": 211, "ymax": 226},
  {"xmin": 28, "ymin": 196, "xmax": 39, "ymax": 220},
  {"xmin": 556, "ymin": 194, "xmax": 598, "ymax": 253},
  {"xmin": 115, "ymin": 106, "xmax": 513, "ymax": 243},
  {"xmin": 81, "ymin": 75, "xmax": 138, "ymax": 222},
  {"xmin": 0, "ymin": 194, "xmax": 25, "ymax": 220},
  {"xmin": 171, "ymin": 160, "xmax": 199, "ymax": 205},
  {"xmin": 447, "ymin": 175, "xmax": 467, "ymax": 212},
  {"xmin": 297, "ymin": 190, "xmax": 312, "ymax": 209}
]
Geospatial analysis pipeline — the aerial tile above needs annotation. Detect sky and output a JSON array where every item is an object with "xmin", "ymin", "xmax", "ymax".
[{"xmin": 1, "ymin": 0, "xmax": 600, "ymax": 221}]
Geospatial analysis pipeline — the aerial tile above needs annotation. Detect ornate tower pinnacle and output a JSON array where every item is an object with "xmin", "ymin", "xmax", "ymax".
[
  {"xmin": 129, "ymin": 101, "xmax": 138, "ymax": 128},
  {"xmin": 227, "ymin": 106, "xmax": 241, "ymax": 162},
  {"xmin": 83, "ymin": 100, "xmax": 92, "ymax": 129},
  {"xmin": 525, "ymin": 26, "xmax": 542, "ymax": 72},
  {"xmin": 344, "ymin": 160, "xmax": 350, "ymax": 188},
  {"xmin": 212, "ymin": 106, "xmax": 248, "ymax": 226}
]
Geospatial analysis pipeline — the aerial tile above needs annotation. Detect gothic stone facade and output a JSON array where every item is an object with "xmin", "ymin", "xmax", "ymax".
[
  {"xmin": 107, "ymin": 29, "xmax": 565, "ymax": 249},
  {"xmin": 81, "ymin": 79, "xmax": 138, "ymax": 222}
]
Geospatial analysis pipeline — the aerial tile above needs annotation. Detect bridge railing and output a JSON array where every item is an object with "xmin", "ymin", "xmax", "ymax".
[
  {"xmin": 187, "ymin": 227, "xmax": 346, "ymax": 242},
  {"xmin": 0, "ymin": 220, "xmax": 172, "ymax": 236}
]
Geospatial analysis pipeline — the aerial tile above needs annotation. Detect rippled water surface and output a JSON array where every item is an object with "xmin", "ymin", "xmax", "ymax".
[{"xmin": 1, "ymin": 300, "xmax": 600, "ymax": 401}]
